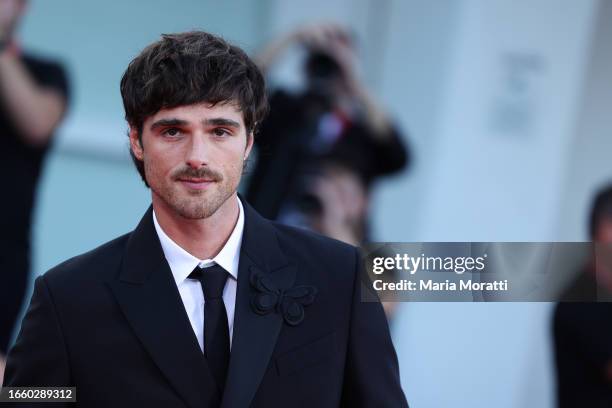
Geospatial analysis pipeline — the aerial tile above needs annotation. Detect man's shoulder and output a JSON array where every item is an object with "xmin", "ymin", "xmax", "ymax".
[
  {"xmin": 271, "ymin": 221, "xmax": 354, "ymax": 250},
  {"xmin": 263, "ymin": 222, "xmax": 360, "ymax": 308},
  {"xmin": 269, "ymin": 221, "xmax": 358, "ymax": 270},
  {"xmin": 43, "ymin": 233, "xmax": 130, "ymax": 285}
]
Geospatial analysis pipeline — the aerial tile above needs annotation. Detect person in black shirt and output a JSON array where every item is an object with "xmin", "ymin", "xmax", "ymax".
[
  {"xmin": 553, "ymin": 185, "xmax": 612, "ymax": 407},
  {"xmin": 0, "ymin": 0, "xmax": 69, "ymax": 379},
  {"xmin": 247, "ymin": 24, "xmax": 408, "ymax": 245}
]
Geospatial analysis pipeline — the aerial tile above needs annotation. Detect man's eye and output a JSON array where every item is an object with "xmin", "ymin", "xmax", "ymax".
[
  {"xmin": 213, "ymin": 128, "xmax": 230, "ymax": 137},
  {"xmin": 163, "ymin": 128, "xmax": 181, "ymax": 137}
]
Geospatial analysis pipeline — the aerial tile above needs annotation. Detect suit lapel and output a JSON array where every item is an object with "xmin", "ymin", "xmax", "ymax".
[
  {"xmin": 108, "ymin": 207, "xmax": 220, "ymax": 408},
  {"xmin": 221, "ymin": 201, "xmax": 295, "ymax": 408}
]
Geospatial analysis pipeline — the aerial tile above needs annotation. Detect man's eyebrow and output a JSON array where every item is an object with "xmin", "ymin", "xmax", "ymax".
[
  {"xmin": 203, "ymin": 118, "xmax": 241, "ymax": 128},
  {"xmin": 150, "ymin": 118, "xmax": 189, "ymax": 131}
]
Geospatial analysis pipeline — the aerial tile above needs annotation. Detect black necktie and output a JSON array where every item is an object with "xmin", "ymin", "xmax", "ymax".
[{"xmin": 188, "ymin": 264, "xmax": 230, "ymax": 391}]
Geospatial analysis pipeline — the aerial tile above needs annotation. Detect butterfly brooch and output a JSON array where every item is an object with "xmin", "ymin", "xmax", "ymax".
[{"xmin": 250, "ymin": 268, "xmax": 317, "ymax": 326}]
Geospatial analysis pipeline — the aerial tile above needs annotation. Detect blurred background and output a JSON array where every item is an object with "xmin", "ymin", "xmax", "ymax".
[{"xmin": 4, "ymin": 0, "xmax": 612, "ymax": 406}]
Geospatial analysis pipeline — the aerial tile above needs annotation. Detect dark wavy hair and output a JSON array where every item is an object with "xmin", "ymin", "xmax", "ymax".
[{"xmin": 120, "ymin": 31, "xmax": 268, "ymax": 186}]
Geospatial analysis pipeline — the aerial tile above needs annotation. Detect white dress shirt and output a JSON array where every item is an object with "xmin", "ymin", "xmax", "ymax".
[{"xmin": 152, "ymin": 197, "xmax": 244, "ymax": 352}]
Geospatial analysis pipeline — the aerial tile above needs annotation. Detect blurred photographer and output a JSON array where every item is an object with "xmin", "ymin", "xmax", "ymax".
[
  {"xmin": 553, "ymin": 185, "xmax": 612, "ymax": 407},
  {"xmin": 0, "ymin": 0, "xmax": 69, "ymax": 381},
  {"xmin": 246, "ymin": 23, "xmax": 409, "ymax": 244}
]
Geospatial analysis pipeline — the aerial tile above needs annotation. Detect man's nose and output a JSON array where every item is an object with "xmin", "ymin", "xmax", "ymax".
[{"xmin": 185, "ymin": 133, "xmax": 210, "ymax": 169}]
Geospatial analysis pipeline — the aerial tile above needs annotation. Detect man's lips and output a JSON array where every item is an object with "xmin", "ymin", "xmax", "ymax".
[{"xmin": 177, "ymin": 178, "xmax": 216, "ymax": 190}]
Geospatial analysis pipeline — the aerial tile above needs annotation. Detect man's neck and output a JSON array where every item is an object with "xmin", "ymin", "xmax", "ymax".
[{"xmin": 152, "ymin": 194, "xmax": 240, "ymax": 260}]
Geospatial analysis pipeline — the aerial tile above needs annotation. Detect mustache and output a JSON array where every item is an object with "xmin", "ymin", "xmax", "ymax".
[{"xmin": 172, "ymin": 166, "xmax": 223, "ymax": 181}]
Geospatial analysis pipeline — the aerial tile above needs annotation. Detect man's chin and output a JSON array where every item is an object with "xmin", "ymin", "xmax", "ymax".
[
  {"xmin": 171, "ymin": 194, "xmax": 232, "ymax": 220},
  {"xmin": 173, "ymin": 204, "xmax": 217, "ymax": 220},
  {"xmin": 176, "ymin": 195, "xmax": 216, "ymax": 215}
]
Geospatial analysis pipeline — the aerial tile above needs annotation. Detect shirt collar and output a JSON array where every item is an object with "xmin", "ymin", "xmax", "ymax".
[{"xmin": 152, "ymin": 196, "xmax": 244, "ymax": 286}]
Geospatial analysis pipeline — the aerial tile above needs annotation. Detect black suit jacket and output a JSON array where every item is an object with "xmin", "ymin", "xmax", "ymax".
[{"xmin": 3, "ymin": 201, "xmax": 408, "ymax": 407}]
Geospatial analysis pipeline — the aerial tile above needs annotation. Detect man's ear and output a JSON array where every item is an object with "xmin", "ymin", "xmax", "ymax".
[
  {"xmin": 129, "ymin": 126, "xmax": 144, "ymax": 160},
  {"xmin": 244, "ymin": 131, "xmax": 254, "ymax": 160}
]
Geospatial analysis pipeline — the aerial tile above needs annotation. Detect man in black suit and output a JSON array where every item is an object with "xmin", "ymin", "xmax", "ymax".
[{"xmin": 2, "ymin": 31, "xmax": 408, "ymax": 407}]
